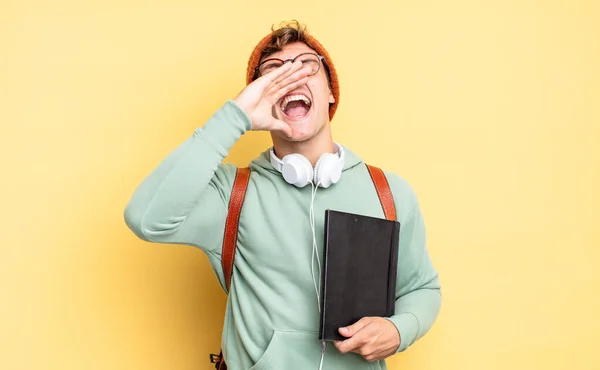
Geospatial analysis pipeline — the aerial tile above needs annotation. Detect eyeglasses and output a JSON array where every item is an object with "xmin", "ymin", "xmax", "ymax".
[{"xmin": 256, "ymin": 52, "xmax": 325, "ymax": 78}]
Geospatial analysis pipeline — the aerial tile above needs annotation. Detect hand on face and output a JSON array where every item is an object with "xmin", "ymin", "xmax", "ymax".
[
  {"xmin": 333, "ymin": 317, "xmax": 401, "ymax": 362},
  {"xmin": 233, "ymin": 60, "xmax": 312, "ymax": 138}
]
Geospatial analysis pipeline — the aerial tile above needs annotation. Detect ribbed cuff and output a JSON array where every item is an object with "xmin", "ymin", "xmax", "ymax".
[
  {"xmin": 194, "ymin": 100, "xmax": 252, "ymax": 153},
  {"xmin": 386, "ymin": 312, "xmax": 420, "ymax": 353}
]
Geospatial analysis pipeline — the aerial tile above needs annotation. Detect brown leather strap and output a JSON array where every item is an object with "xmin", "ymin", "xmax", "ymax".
[
  {"xmin": 210, "ymin": 351, "xmax": 226, "ymax": 369},
  {"xmin": 366, "ymin": 164, "xmax": 397, "ymax": 221},
  {"xmin": 221, "ymin": 167, "xmax": 251, "ymax": 292},
  {"xmin": 217, "ymin": 350, "xmax": 227, "ymax": 370},
  {"xmin": 216, "ymin": 167, "xmax": 250, "ymax": 369}
]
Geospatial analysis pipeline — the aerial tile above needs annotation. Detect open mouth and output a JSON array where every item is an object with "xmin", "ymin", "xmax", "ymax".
[{"xmin": 280, "ymin": 94, "xmax": 312, "ymax": 120}]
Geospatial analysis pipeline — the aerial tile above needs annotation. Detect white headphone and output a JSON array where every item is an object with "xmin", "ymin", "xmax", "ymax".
[{"xmin": 270, "ymin": 143, "xmax": 345, "ymax": 188}]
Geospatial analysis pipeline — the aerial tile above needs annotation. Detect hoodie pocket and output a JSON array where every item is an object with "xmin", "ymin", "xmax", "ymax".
[{"xmin": 249, "ymin": 330, "xmax": 375, "ymax": 370}]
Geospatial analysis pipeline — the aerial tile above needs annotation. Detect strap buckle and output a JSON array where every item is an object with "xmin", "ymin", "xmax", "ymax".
[{"xmin": 209, "ymin": 353, "xmax": 221, "ymax": 364}]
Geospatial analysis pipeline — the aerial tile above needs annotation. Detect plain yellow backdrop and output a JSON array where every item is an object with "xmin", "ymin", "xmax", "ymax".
[{"xmin": 1, "ymin": 0, "xmax": 599, "ymax": 369}]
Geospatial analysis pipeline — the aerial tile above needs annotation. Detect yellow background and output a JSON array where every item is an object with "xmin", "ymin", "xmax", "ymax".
[{"xmin": 1, "ymin": 0, "xmax": 599, "ymax": 369}]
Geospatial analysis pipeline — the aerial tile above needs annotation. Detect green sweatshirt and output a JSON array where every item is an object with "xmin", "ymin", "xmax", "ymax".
[{"xmin": 124, "ymin": 100, "xmax": 441, "ymax": 370}]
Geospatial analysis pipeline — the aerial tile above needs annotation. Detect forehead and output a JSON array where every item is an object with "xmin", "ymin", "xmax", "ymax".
[{"xmin": 265, "ymin": 42, "xmax": 316, "ymax": 61}]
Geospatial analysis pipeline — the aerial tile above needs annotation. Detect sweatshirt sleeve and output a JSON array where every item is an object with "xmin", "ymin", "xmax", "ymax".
[
  {"xmin": 123, "ymin": 100, "xmax": 252, "ymax": 256},
  {"xmin": 385, "ymin": 181, "xmax": 442, "ymax": 353}
]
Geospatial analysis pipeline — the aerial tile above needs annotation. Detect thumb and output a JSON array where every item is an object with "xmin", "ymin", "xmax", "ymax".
[
  {"xmin": 339, "ymin": 317, "xmax": 371, "ymax": 338},
  {"xmin": 272, "ymin": 119, "xmax": 292, "ymax": 138}
]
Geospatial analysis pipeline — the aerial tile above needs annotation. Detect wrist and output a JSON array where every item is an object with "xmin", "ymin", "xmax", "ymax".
[
  {"xmin": 231, "ymin": 98, "xmax": 252, "ymax": 123},
  {"xmin": 228, "ymin": 100, "xmax": 253, "ymax": 131},
  {"xmin": 385, "ymin": 313, "xmax": 419, "ymax": 353}
]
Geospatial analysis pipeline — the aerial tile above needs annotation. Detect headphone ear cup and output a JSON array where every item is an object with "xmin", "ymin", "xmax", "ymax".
[
  {"xmin": 281, "ymin": 154, "xmax": 313, "ymax": 187},
  {"xmin": 314, "ymin": 153, "xmax": 342, "ymax": 188}
]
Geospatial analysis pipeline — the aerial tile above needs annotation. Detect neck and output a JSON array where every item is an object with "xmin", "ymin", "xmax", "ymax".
[{"xmin": 271, "ymin": 127, "xmax": 335, "ymax": 167}]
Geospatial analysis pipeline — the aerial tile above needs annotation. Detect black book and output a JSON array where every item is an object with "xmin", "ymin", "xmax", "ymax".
[{"xmin": 319, "ymin": 209, "xmax": 400, "ymax": 341}]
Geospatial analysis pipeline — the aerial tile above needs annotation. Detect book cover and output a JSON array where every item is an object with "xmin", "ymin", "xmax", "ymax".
[{"xmin": 319, "ymin": 209, "xmax": 400, "ymax": 341}]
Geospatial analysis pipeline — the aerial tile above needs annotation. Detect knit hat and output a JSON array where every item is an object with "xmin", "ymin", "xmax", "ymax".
[{"xmin": 245, "ymin": 26, "xmax": 340, "ymax": 121}]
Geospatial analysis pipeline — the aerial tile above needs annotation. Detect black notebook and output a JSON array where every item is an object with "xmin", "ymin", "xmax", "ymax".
[{"xmin": 319, "ymin": 209, "xmax": 400, "ymax": 341}]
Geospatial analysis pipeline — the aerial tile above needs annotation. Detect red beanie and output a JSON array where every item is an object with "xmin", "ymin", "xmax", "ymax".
[{"xmin": 245, "ymin": 26, "xmax": 340, "ymax": 121}]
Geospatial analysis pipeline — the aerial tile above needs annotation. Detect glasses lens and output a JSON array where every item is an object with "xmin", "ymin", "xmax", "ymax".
[
  {"xmin": 258, "ymin": 54, "xmax": 321, "ymax": 76},
  {"xmin": 299, "ymin": 54, "xmax": 320, "ymax": 75},
  {"xmin": 259, "ymin": 60, "xmax": 284, "ymax": 76}
]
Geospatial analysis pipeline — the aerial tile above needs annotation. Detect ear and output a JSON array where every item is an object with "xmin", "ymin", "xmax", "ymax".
[{"xmin": 329, "ymin": 91, "xmax": 335, "ymax": 104}]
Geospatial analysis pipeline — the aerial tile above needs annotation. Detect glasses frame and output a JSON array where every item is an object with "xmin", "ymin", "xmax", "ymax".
[{"xmin": 255, "ymin": 52, "xmax": 325, "ymax": 78}]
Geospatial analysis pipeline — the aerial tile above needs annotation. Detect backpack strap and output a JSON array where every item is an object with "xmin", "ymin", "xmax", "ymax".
[
  {"xmin": 366, "ymin": 164, "xmax": 397, "ymax": 221},
  {"xmin": 221, "ymin": 167, "xmax": 251, "ymax": 293},
  {"xmin": 213, "ymin": 164, "xmax": 394, "ymax": 369},
  {"xmin": 211, "ymin": 167, "xmax": 250, "ymax": 370},
  {"xmin": 220, "ymin": 164, "xmax": 396, "ymax": 290}
]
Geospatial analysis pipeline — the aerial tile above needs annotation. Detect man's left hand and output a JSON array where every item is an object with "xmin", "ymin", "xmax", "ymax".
[{"xmin": 333, "ymin": 317, "xmax": 400, "ymax": 362}]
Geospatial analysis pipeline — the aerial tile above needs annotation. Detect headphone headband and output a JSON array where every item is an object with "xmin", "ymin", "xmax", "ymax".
[
  {"xmin": 269, "ymin": 143, "xmax": 344, "ymax": 171},
  {"xmin": 269, "ymin": 143, "xmax": 345, "ymax": 188}
]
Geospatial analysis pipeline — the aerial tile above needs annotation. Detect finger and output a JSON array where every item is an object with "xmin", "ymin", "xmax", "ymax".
[
  {"xmin": 333, "ymin": 340, "xmax": 359, "ymax": 353},
  {"xmin": 335, "ymin": 334, "xmax": 364, "ymax": 354},
  {"xmin": 339, "ymin": 317, "xmax": 372, "ymax": 338},
  {"xmin": 271, "ymin": 76, "xmax": 310, "ymax": 102},
  {"xmin": 271, "ymin": 59, "xmax": 305, "ymax": 83},
  {"xmin": 275, "ymin": 60, "xmax": 311, "ymax": 84},
  {"xmin": 261, "ymin": 60, "xmax": 298, "ymax": 83},
  {"xmin": 260, "ymin": 60, "xmax": 302, "ymax": 87},
  {"xmin": 362, "ymin": 345, "xmax": 393, "ymax": 363},
  {"xmin": 333, "ymin": 340, "xmax": 344, "ymax": 352},
  {"xmin": 266, "ymin": 65, "xmax": 310, "ymax": 99},
  {"xmin": 335, "ymin": 330, "xmax": 371, "ymax": 354},
  {"xmin": 270, "ymin": 65, "xmax": 312, "ymax": 94},
  {"xmin": 335, "ymin": 321, "xmax": 376, "ymax": 354}
]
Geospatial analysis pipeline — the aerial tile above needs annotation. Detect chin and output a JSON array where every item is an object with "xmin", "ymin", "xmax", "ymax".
[
  {"xmin": 278, "ymin": 117, "xmax": 327, "ymax": 143},
  {"xmin": 284, "ymin": 133, "xmax": 315, "ymax": 143},
  {"xmin": 273, "ymin": 127, "xmax": 314, "ymax": 143}
]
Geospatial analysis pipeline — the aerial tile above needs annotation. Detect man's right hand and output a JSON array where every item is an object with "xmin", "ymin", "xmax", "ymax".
[{"xmin": 233, "ymin": 60, "xmax": 311, "ymax": 138}]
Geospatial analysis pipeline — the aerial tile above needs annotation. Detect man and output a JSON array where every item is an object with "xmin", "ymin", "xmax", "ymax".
[{"xmin": 124, "ymin": 20, "xmax": 441, "ymax": 370}]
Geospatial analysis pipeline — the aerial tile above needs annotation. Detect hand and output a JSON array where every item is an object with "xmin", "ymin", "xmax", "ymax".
[
  {"xmin": 233, "ymin": 59, "xmax": 312, "ymax": 138},
  {"xmin": 333, "ymin": 317, "xmax": 400, "ymax": 362}
]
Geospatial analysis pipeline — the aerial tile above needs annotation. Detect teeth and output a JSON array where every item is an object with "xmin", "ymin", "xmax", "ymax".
[{"xmin": 280, "ymin": 94, "xmax": 311, "ymax": 111}]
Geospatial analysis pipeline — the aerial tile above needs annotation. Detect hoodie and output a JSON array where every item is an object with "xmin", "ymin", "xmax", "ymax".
[{"xmin": 124, "ymin": 100, "xmax": 442, "ymax": 370}]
